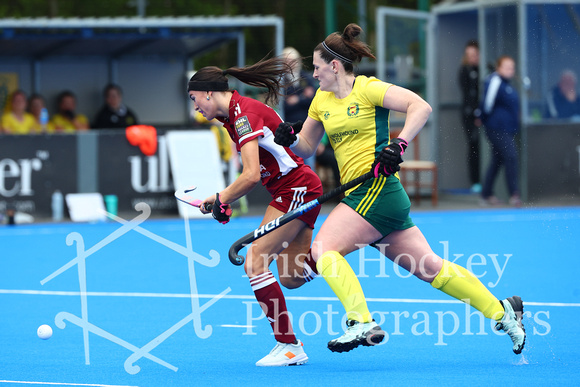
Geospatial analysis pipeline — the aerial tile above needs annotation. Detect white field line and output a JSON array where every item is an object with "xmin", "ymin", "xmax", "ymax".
[
  {"xmin": 0, "ymin": 380, "xmax": 137, "ymax": 387},
  {"xmin": 1, "ymin": 289, "xmax": 579, "ymax": 307}
]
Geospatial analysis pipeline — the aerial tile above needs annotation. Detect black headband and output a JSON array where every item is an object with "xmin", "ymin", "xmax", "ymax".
[
  {"xmin": 322, "ymin": 41, "xmax": 353, "ymax": 64},
  {"xmin": 187, "ymin": 81, "xmax": 229, "ymax": 92}
]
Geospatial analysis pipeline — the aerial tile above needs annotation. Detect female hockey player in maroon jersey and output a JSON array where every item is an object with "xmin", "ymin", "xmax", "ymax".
[{"xmin": 187, "ymin": 57, "xmax": 322, "ymax": 367}]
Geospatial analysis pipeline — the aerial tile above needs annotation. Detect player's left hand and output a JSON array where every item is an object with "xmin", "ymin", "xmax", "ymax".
[
  {"xmin": 212, "ymin": 193, "xmax": 233, "ymax": 224},
  {"xmin": 371, "ymin": 137, "xmax": 408, "ymax": 177},
  {"xmin": 199, "ymin": 202, "xmax": 213, "ymax": 214}
]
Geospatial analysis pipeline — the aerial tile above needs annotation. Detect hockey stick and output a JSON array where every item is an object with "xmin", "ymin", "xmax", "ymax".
[
  {"xmin": 174, "ymin": 186, "xmax": 213, "ymax": 211},
  {"xmin": 227, "ymin": 171, "xmax": 374, "ymax": 266}
]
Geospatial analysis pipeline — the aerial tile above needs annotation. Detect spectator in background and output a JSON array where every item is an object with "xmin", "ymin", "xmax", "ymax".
[
  {"xmin": 93, "ymin": 83, "xmax": 139, "ymax": 129},
  {"xmin": 50, "ymin": 90, "xmax": 89, "ymax": 132},
  {"xmin": 193, "ymin": 111, "xmax": 233, "ymax": 184},
  {"xmin": 544, "ymin": 69, "xmax": 580, "ymax": 120},
  {"xmin": 479, "ymin": 56, "xmax": 521, "ymax": 207},
  {"xmin": 315, "ymin": 133, "xmax": 341, "ymax": 188},
  {"xmin": 1, "ymin": 89, "xmax": 38, "ymax": 134},
  {"xmin": 458, "ymin": 40, "xmax": 482, "ymax": 193},
  {"xmin": 28, "ymin": 93, "xmax": 54, "ymax": 133},
  {"xmin": 281, "ymin": 47, "xmax": 317, "ymax": 169}
]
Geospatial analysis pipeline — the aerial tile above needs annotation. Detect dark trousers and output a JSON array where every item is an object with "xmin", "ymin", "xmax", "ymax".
[
  {"xmin": 482, "ymin": 128, "xmax": 519, "ymax": 198},
  {"xmin": 462, "ymin": 114, "xmax": 480, "ymax": 185},
  {"xmin": 316, "ymin": 146, "xmax": 341, "ymax": 187}
]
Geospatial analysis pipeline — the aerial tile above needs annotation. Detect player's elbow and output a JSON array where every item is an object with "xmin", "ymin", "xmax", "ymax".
[
  {"xmin": 410, "ymin": 98, "xmax": 432, "ymax": 120},
  {"xmin": 242, "ymin": 169, "xmax": 261, "ymax": 186},
  {"xmin": 422, "ymin": 100, "xmax": 433, "ymax": 117},
  {"xmin": 295, "ymin": 138, "xmax": 317, "ymax": 159}
]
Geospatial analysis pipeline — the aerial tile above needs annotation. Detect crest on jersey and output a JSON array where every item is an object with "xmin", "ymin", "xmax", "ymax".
[
  {"xmin": 324, "ymin": 111, "xmax": 330, "ymax": 120},
  {"xmin": 347, "ymin": 103, "xmax": 359, "ymax": 117},
  {"xmin": 235, "ymin": 116, "xmax": 252, "ymax": 137}
]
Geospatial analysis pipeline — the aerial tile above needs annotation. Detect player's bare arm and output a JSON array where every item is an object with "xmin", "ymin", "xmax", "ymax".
[
  {"xmin": 291, "ymin": 116, "xmax": 326, "ymax": 158},
  {"xmin": 209, "ymin": 138, "xmax": 260, "ymax": 207},
  {"xmin": 382, "ymin": 84, "xmax": 432, "ymax": 143}
]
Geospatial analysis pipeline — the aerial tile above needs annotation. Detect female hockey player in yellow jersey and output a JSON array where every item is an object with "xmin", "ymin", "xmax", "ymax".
[{"xmin": 274, "ymin": 23, "xmax": 525, "ymax": 356}]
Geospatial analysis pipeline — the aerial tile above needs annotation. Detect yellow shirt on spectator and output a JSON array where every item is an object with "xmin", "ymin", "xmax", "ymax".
[
  {"xmin": 1, "ymin": 112, "xmax": 40, "ymax": 134},
  {"xmin": 210, "ymin": 124, "xmax": 233, "ymax": 162},
  {"xmin": 30, "ymin": 119, "xmax": 55, "ymax": 134},
  {"xmin": 50, "ymin": 113, "xmax": 89, "ymax": 133},
  {"xmin": 195, "ymin": 111, "xmax": 232, "ymax": 162}
]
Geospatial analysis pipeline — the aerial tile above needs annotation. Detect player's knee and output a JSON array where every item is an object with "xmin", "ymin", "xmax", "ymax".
[
  {"xmin": 244, "ymin": 260, "xmax": 265, "ymax": 278},
  {"xmin": 245, "ymin": 251, "xmax": 273, "ymax": 277},
  {"xmin": 279, "ymin": 275, "xmax": 305, "ymax": 290},
  {"xmin": 310, "ymin": 241, "xmax": 326, "ymax": 262},
  {"xmin": 418, "ymin": 255, "xmax": 445, "ymax": 283}
]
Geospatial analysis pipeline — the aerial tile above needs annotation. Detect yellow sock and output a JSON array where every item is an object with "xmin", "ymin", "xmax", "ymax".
[
  {"xmin": 316, "ymin": 251, "xmax": 372, "ymax": 323},
  {"xmin": 431, "ymin": 260, "xmax": 505, "ymax": 321}
]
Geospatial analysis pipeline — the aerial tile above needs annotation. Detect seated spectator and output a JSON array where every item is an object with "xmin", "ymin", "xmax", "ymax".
[
  {"xmin": 28, "ymin": 93, "xmax": 55, "ymax": 133},
  {"xmin": 1, "ymin": 90, "xmax": 38, "ymax": 134},
  {"xmin": 545, "ymin": 69, "xmax": 580, "ymax": 119},
  {"xmin": 93, "ymin": 84, "xmax": 139, "ymax": 129},
  {"xmin": 50, "ymin": 90, "xmax": 90, "ymax": 132}
]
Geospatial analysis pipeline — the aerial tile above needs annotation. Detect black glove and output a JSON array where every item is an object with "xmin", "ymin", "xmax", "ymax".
[
  {"xmin": 274, "ymin": 121, "xmax": 303, "ymax": 147},
  {"xmin": 371, "ymin": 137, "xmax": 409, "ymax": 177},
  {"xmin": 212, "ymin": 193, "xmax": 232, "ymax": 225}
]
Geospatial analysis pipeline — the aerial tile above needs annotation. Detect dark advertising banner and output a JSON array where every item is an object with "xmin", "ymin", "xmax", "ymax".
[
  {"xmin": 97, "ymin": 130, "xmax": 177, "ymax": 215},
  {"xmin": 0, "ymin": 134, "xmax": 77, "ymax": 218},
  {"xmin": 2, "ymin": 124, "xmax": 579, "ymax": 220},
  {"xmin": 0, "ymin": 130, "xmax": 179, "ymax": 220}
]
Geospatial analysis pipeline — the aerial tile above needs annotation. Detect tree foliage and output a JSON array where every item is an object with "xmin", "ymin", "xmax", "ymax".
[{"xmin": 0, "ymin": 0, "xmax": 444, "ymax": 68}]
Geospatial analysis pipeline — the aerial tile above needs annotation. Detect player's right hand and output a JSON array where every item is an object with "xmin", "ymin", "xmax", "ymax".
[
  {"xmin": 212, "ymin": 193, "xmax": 233, "ymax": 225},
  {"xmin": 274, "ymin": 121, "xmax": 302, "ymax": 147}
]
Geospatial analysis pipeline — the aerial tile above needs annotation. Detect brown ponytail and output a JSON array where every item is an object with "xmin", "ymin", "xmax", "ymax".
[
  {"xmin": 315, "ymin": 23, "xmax": 375, "ymax": 73},
  {"xmin": 188, "ymin": 57, "xmax": 293, "ymax": 105}
]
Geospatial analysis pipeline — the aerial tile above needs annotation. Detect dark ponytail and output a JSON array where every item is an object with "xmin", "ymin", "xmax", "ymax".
[
  {"xmin": 188, "ymin": 57, "xmax": 293, "ymax": 105},
  {"xmin": 315, "ymin": 23, "xmax": 375, "ymax": 73}
]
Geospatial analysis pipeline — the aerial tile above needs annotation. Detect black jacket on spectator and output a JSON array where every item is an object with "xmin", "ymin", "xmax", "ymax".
[{"xmin": 93, "ymin": 105, "xmax": 138, "ymax": 129}]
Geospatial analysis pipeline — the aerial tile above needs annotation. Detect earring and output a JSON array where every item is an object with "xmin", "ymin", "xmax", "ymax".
[{"xmin": 206, "ymin": 95, "xmax": 210, "ymax": 100}]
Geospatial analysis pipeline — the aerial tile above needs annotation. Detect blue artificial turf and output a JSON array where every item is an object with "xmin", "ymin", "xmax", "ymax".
[{"xmin": 1, "ymin": 206, "xmax": 579, "ymax": 386}]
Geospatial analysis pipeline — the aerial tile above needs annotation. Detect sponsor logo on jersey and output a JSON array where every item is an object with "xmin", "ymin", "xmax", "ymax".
[
  {"xmin": 347, "ymin": 102, "xmax": 359, "ymax": 117},
  {"xmin": 260, "ymin": 164, "xmax": 271, "ymax": 178},
  {"xmin": 329, "ymin": 129, "xmax": 360, "ymax": 144},
  {"xmin": 235, "ymin": 116, "xmax": 252, "ymax": 137}
]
